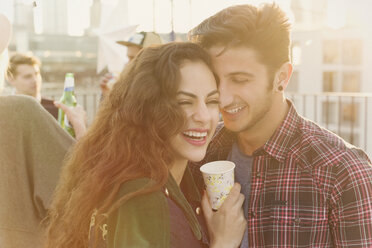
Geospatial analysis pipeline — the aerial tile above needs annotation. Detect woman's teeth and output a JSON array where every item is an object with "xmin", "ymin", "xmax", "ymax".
[{"xmin": 183, "ymin": 131, "xmax": 207, "ymax": 140}]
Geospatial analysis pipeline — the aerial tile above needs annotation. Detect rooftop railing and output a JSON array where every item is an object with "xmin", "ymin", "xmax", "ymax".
[
  {"xmin": 286, "ymin": 92, "xmax": 372, "ymax": 158},
  {"xmin": 43, "ymin": 89, "xmax": 372, "ymax": 159}
]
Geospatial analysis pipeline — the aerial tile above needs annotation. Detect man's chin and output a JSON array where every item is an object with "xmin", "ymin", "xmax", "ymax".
[{"xmin": 223, "ymin": 121, "xmax": 246, "ymax": 133}]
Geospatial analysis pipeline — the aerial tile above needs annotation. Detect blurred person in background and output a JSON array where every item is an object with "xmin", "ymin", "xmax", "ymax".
[
  {"xmin": 6, "ymin": 53, "xmax": 59, "ymax": 119},
  {"xmin": 46, "ymin": 42, "xmax": 246, "ymax": 248},
  {"xmin": 189, "ymin": 3, "xmax": 372, "ymax": 248},
  {"xmin": 0, "ymin": 13, "xmax": 87, "ymax": 248},
  {"xmin": 99, "ymin": 31, "xmax": 163, "ymax": 97}
]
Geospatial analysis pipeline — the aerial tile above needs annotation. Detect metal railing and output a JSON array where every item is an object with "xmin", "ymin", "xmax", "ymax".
[
  {"xmin": 43, "ymin": 89, "xmax": 372, "ymax": 159},
  {"xmin": 286, "ymin": 92, "xmax": 372, "ymax": 158}
]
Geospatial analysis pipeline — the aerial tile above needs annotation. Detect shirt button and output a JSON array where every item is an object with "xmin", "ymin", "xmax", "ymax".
[
  {"xmin": 195, "ymin": 207, "xmax": 201, "ymax": 215},
  {"xmin": 250, "ymin": 211, "xmax": 256, "ymax": 218},
  {"xmin": 256, "ymin": 172, "xmax": 261, "ymax": 178},
  {"xmin": 294, "ymin": 218, "xmax": 301, "ymax": 226}
]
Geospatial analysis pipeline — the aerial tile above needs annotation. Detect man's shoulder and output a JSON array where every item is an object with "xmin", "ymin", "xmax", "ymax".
[{"xmin": 292, "ymin": 116, "xmax": 370, "ymax": 169}]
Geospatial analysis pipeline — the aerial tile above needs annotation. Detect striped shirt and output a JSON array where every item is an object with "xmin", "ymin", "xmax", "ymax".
[{"xmin": 190, "ymin": 101, "xmax": 372, "ymax": 247}]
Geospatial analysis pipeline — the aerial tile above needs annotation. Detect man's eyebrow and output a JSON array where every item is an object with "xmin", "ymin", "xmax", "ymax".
[{"xmin": 177, "ymin": 90, "xmax": 219, "ymax": 98}]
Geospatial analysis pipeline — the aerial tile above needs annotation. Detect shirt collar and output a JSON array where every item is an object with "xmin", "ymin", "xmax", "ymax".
[{"xmin": 258, "ymin": 100, "xmax": 301, "ymax": 163}]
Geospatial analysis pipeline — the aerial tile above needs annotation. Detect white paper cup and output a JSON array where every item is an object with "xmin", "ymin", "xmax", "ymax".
[{"xmin": 200, "ymin": 161, "xmax": 235, "ymax": 210}]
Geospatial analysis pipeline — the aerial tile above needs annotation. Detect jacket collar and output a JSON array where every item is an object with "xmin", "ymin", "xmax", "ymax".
[{"xmin": 166, "ymin": 167, "xmax": 202, "ymax": 240}]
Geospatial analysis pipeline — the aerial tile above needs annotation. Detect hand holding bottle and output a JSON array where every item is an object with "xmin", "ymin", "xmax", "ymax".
[
  {"xmin": 54, "ymin": 102, "xmax": 87, "ymax": 140},
  {"xmin": 58, "ymin": 73, "xmax": 77, "ymax": 137}
]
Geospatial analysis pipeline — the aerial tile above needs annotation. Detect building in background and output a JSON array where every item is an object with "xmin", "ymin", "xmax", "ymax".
[
  {"xmin": 288, "ymin": 0, "xmax": 372, "ymax": 156},
  {"xmin": 3, "ymin": 0, "xmax": 372, "ymax": 156},
  {"xmin": 6, "ymin": 0, "xmax": 102, "ymax": 88},
  {"xmin": 41, "ymin": 0, "xmax": 68, "ymax": 34}
]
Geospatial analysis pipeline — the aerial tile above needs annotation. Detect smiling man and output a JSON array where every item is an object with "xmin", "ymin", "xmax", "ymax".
[{"xmin": 189, "ymin": 3, "xmax": 372, "ymax": 248}]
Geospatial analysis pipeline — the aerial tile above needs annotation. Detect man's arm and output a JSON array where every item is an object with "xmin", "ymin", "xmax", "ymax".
[{"xmin": 329, "ymin": 151, "xmax": 372, "ymax": 247}]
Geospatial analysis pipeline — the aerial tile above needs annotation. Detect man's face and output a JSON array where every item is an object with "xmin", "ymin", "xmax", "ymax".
[
  {"xmin": 9, "ymin": 64, "xmax": 41, "ymax": 98},
  {"xmin": 126, "ymin": 46, "xmax": 141, "ymax": 62},
  {"xmin": 208, "ymin": 46, "xmax": 275, "ymax": 133}
]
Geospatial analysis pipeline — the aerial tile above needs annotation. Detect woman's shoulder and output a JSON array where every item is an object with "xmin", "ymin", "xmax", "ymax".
[
  {"xmin": 107, "ymin": 178, "xmax": 170, "ymax": 247},
  {"xmin": 115, "ymin": 178, "xmax": 168, "ymax": 214},
  {"xmin": 117, "ymin": 178, "xmax": 158, "ymax": 195}
]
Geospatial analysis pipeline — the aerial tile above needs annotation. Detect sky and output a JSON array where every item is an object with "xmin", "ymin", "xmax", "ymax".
[
  {"xmin": 65, "ymin": 0, "xmax": 293, "ymax": 36},
  {"xmin": 58, "ymin": 0, "xmax": 370, "ymax": 36},
  {"xmin": 1, "ymin": 0, "xmax": 368, "ymax": 36}
]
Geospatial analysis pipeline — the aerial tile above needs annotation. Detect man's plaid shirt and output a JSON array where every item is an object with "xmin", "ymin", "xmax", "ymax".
[{"xmin": 190, "ymin": 102, "xmax": 372, "ymax": 247}]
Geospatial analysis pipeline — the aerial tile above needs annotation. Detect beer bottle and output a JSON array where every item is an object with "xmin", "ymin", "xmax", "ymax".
[{"xmin": 58, "ymin": 73, "xmax": 77, "ymax": 137}]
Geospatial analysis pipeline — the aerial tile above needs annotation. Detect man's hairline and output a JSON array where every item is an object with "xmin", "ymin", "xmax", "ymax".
[
  {"xmin": 201, "ymin": 42, "xmax": 281, "ymax": 88},
  {"xmin": 11, "ymin": 63, "xmax": 40, "ymax": 78}
]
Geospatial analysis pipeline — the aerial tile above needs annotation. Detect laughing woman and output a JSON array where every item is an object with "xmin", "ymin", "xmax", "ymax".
[{"xmin": 45, "ymin": 42, "xmax": 246, "ymax": 248}]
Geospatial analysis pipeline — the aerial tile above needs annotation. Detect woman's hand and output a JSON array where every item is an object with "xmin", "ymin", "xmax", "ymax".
[{"xmin": 202, "ymin": 183, "xmax": 246, "ymax": 248}]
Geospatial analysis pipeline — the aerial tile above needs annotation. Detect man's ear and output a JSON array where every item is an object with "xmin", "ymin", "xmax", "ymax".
[
  {"xmin": 274, "ymin": 62, "xmax": 293, "ymax": 91},
  {"xmin": 7, "ymin": 75, "xmax": 16, "ymax": 87}
]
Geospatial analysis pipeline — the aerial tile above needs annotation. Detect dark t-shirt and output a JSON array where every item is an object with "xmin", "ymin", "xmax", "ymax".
[
  {"xmin": 41, "ymin": 98, "xmax": 58, "ymax": 119},
  {"xmin": 227, "ymin": 142, "xmax": 253, "ymax": 248}
]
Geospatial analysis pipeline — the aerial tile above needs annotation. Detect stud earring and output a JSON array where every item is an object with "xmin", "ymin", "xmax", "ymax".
[{"xmin": 278, "ymin": 85, "xmax": 283, "ymax": 91}]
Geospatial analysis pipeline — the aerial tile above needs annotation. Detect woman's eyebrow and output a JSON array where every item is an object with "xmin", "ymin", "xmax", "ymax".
[
  {"xmin": 177, "ymin": 91, "xmax": 196, "ymax": 98},
  {"xmin": 177, "ymin": 90, "xmax": 219, "ymax": 98}
]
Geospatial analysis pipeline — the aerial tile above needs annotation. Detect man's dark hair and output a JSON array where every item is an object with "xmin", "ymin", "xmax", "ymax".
[{"xmin": 189, "ymin": 3, "xmax": 291, "ymax": 76}]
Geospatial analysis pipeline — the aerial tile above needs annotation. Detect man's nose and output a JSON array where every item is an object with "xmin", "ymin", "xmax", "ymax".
[{"xmin": 218, "ymin": 79, "xmax": 234, "ymax": 108}]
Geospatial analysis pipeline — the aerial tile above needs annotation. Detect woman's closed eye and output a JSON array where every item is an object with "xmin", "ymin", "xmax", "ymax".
[
  {"xmin": 178, "ymin": 100, "xmax": 192, "ymax": 105},
  {"xmin": 207, "ymin": 99, "xmax": 220, "ymax": 105}
]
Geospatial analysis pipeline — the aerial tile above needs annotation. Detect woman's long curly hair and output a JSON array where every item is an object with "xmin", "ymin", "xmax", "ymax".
[{"xmin": 45, "ymin": 42, "xmax": 216, "ymax": 248}]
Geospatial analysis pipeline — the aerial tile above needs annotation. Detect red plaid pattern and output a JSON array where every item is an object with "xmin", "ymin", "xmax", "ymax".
[{"xmin": 190, "ymin": 101, "xmax": 372, "ymax": 247}]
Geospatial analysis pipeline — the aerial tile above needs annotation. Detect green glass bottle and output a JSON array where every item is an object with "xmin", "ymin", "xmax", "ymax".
[{"xmin": 58, "ymin": 73, "xmax": 77, "ymax": 137}]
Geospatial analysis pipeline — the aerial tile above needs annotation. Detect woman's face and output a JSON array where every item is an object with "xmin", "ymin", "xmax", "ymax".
[{"xmin": 169, "ymin": 60, "xmax": 220, "ymax": 163}]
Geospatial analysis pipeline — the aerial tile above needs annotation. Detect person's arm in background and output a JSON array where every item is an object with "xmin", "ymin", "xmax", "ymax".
[
  {"xmin": 202, "ymin": 183, "xmax": 247, "ymax": 248},
  {"xmin": 54, "ymin": 102, "xmax": 87, "ymax": 140},
  {"xmin": 99, "ymin": 72, "xmax": 115, "ymax": 99},
  {"xmin": 0, "ymin": 95, "xmax": 75, "ymax": 247},
  {"xmin": 13, "ymin": 96, "xmax": 76, "ymax": 222}
]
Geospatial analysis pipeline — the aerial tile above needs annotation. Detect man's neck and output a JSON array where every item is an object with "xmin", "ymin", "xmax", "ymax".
[{"xmin": 237, "ymin": 97, "xmax": 289, "ymax": 156}]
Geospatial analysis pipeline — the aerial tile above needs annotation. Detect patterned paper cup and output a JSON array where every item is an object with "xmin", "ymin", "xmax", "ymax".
[{"xmin": 200, "ymin": 161, "xmax": 235, "ymax": 210}]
